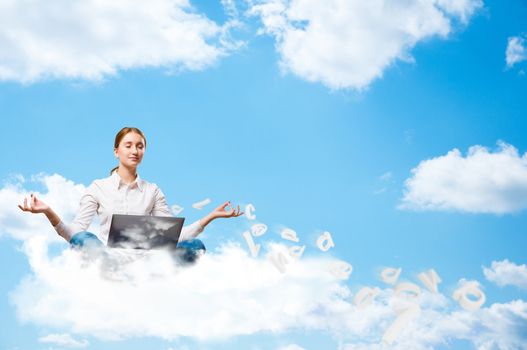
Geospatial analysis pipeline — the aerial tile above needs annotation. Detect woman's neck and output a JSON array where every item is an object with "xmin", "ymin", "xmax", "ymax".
[{"xmin": 116, "ymin": 166, "xmax": 137, "ymax": 184}]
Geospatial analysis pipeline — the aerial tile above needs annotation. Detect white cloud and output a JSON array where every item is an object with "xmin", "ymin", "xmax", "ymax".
[
  {"xmin": 506, "ymin": 35, "xmax": 527, "ymax": 68},
  {"xmin": 10, "ymin": 233, "xmax": 527, "ymax": 347},
  {"xmin": 399, "ymin": 141, "xmax": 527, "ymax": 214},
  {"xmin": 337, "ymin": 296, "xmax": 527, "ymax": 350},
  {"xmin": 483, "ymin": 260, "xmax": 527, "ymax": 290},
  {"xmin": 11, "ymin": 236, "xmax": 351, "ymax": 341},
  {"xmin": 247, "ymin": 0, "xmax": 482, "ymax": 90},
  {"xmin": 0, "ymin": 0, "xmax": 236, "ymax": 83},
  {"xmin": 167, "ymin": 346, "xmax": 191, "ymax": 350},
  {"xmin": 2, "ymin": 174, "xmax": 345, "ymax": 341},
  {"xmin": 277, "ymin": 344, "xmax": 306, "ymax": 350},
  {"xmin": 39, "ymin": 333, "xmax": 89, "ymax": 348},
  {"xmin": 3, "ymin": 173, "xmax": 527, "ymax": 347},
  {"xmin": 222, "ymin": 0, "xmax": 240, "ymax": 18},
  {"xmin": 0, "ymin": 173, "xmax": 96, "ymax": 242}
]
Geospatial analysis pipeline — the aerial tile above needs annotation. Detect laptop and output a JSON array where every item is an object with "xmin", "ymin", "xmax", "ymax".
[{"xmin": 107, "ymin": 214, "xmax": 185, "ymax": 250}]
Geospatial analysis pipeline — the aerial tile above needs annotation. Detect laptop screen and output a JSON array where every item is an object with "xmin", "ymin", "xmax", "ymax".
[{"xmin": 108, "ymin": 214, "xmax": 185, "ymax": 250}]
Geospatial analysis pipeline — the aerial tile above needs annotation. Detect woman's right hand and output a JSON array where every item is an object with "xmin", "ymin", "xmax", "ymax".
[{"xmin": 18, "ymin": 194, "xmax": 50, "ymax": 214}]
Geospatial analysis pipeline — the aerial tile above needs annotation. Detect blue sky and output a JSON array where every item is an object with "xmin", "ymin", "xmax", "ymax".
[{"xmin": 1, "ymin": 0, "xmax": 527, "ymax": 349}]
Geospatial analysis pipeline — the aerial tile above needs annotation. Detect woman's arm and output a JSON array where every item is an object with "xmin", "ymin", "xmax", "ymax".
[
  {"xmin": 19, "ymin": 194, "xmax": 61, "ymax": 226},
  {"xmin": 152, "ymin": 188, "xmax": 243, "ymax": 228},
  {"xmin": 199, "ymin": 201, "xmax": 243, "ymax": 228},
  {"xmin": 178, "ymin": 201, "xmax": 242, "ymax": 241},
  {"xmin": 43, "ymin": 207, "xmax": 61, "ymax": 226},
  {"xmin": 151, "ymin": 187, "xmax": 243, "ymax": 240},
  {"xmin": 19, "ymin": 189, "xmax": 98, "ymax": 242}
]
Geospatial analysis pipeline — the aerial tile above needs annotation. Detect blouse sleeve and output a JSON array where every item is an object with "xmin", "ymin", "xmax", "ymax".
[
  {"xmin": 53, "ymin": 183, "xmax": 99, "ymax": 242},
  {"xmin": 152, "ymin": 186, "xmax": 204, "ymax": 242}
]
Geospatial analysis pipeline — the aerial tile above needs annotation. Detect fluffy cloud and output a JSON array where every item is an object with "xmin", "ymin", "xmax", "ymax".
[
  {"xmin": 3, "ymin": 173, "xmax": 348, "ymax": 340},
  {"xmin": 400, "ymin": 141, "xmax": 527, "ymax": 214},
  {"xmin": 0, "ymin": 173, "xmax": 96, "ymax": 242},
  {"xmin": 248, "ymin": 0, "xmax": 482, "ymax": 90},
  {"xmin": 38, "ymin": 333, "xmax": 89, "ymax": 348},
  {"xmin": 3, "ymin": 174, "xmax": 527, "ymax": 347},
  {"xmin": 506, "ymin": 35, "xmax": 527, "ymax": 68},
  {"xmin": 12, "ymin": 236, "xmax": 349, "ymax": 340},
  {"xmin": 277, "ymin": 344, "xmax": 306, "ymax": 350},
  {"xmin": 0, "ymin": 0, "xmax": 235, "ymax": 83},
  {"xmin": 336, "ymin": 293, "xmax": 527, "ymax": 350},
  {"xmin": 484, "ymin": 260, "xmax": 527, "ymax": 290},
  {"xmin": 10, "ymin": 234, "xmax": 527, "ymax": 347}
]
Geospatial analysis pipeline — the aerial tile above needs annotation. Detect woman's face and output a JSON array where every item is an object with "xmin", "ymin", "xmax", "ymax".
[{"xmin": 114, "ymin": 132, "xmax": 145, "ymax": 169}]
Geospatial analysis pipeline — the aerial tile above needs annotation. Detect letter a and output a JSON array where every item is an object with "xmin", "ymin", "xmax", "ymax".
[
  {"xmin": 452, "ymin": 281, "xmax": 486, "ymax": 311},
  {"xmin": 281, "ymin": 228, "xmax": 299, "ymax": 243},
  {"xmin": 288, "ymin": 245, "xmax": 305, "ymax": 260},
  {"xmin": 381, "ymin": 267, "xmax": 402, "ymax": 285},
  {"xmin": 328, "ymin": 260, "xmax": 353, "ymax": 280},
  {"xmin": 316, "ymin": 231, "xmax": 335, "ymax": 252},
  {"xmin": 394, "ymin": 282, "xmax": 421, "ymax": 301}
]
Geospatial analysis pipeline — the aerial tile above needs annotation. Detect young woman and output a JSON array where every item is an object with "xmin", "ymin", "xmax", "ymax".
[{"xmin": 18, "ymin": 127, "xmax": 243, "ymax": 261}]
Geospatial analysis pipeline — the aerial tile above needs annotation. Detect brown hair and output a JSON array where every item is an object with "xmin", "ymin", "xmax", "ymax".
[{"xmin": 110, "ymin": 127, "xmax": 147, "ymax": 175}]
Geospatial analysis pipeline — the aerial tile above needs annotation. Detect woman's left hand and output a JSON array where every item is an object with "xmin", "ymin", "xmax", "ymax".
[{"xmin": 212, "ymin": 201, "xmax": 244, "ymax": 219}]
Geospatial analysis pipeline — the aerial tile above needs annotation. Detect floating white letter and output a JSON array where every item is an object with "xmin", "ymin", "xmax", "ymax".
[
  {"xmin": 250, "ymin": 223, "xmax": 267, "ymax": 237},
  {"xmin": 381, "ymin": 267, "xmax": 402, "ymax": 285},
  {"xmin": 382, "ymin": 304, "xmax": 421, "ymax": 345},
  {"xmin": 353, "ymin": 287, "xmax": 380, "ymax": 309},
  {"xmin": 418, "ymin": 269, "xmax": 442, "ymax": 293},
  {"xmin": 281, "ymin": 228, "xmax": 299, "ymax": 243},
  {"xmin": 288, "ymin": 245, "xmax": 305, "ymax": 260},
  {"xmin": 395, "ymin": 282, "xmax": 421, "ymax": 301},
  {"xmin": 269, "ymin": 251, "xmax": 290, "ymax": 273},
  {"xmin": 452, "ymin": 281, "xmax": 486, "ymax": 311},
  {"xmin": 242, "ymin": 231, "xmax": 260, "ymax": 258},
  {"xmin": 192, "ymin": 198, "xmax": 211, "ymax": 210},
  {"xmin": 316, "ymin": 231, "xmax": 334, "ymax": 252},
  {"xmin": 171, "ymin": 204, "xmax": 184, "ymax": 216},
  {"xmin": 328, "ymin": 260, "xmax": 353, "ymax": 280},
  {"xmin": 245, "ymin": 203, "xmax": 256, "ymax": 220}
]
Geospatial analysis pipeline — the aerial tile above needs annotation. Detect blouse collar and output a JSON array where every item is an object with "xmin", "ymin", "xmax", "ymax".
[{"xmin": 110, "ymin": 170, "xmax": 144, "ymax": 191}]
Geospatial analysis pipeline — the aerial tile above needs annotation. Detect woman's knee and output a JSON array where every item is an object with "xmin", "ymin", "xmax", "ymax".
[
  {"xmin": 70, "ymin": 231, "xmax": 104, "ymax": 249},
  {"xmin": 177, "ymin": 238, "xmax": 206, "ymax": 252},
  {"xmin": 175, "ymin": 239, "xmax": 206, "ymax": 264}
]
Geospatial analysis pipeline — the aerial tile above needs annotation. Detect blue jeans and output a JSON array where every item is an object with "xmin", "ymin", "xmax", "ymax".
[{"xmin": 69, "ymin": 232, "xmax": 206, "ymax": 264}]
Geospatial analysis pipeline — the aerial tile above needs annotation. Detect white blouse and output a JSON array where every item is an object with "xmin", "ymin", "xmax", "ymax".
[{"xmin": 53, "ymin": 171, "xmax": 203, "ymax": 244}]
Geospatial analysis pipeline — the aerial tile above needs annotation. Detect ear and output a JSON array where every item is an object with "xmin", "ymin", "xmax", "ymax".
[{"xmin": 114, "ymin": 148, "xmax": 119, "ymax": 158}]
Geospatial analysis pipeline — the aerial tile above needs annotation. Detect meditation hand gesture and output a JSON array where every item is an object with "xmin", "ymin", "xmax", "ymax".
[
  {"xmin": 18, "ymin": 194, "xmax": 50, "ymax": 214},
  {"xmin": 212, "ymin": 201, "xmax": 244, "ymax": 219}
]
